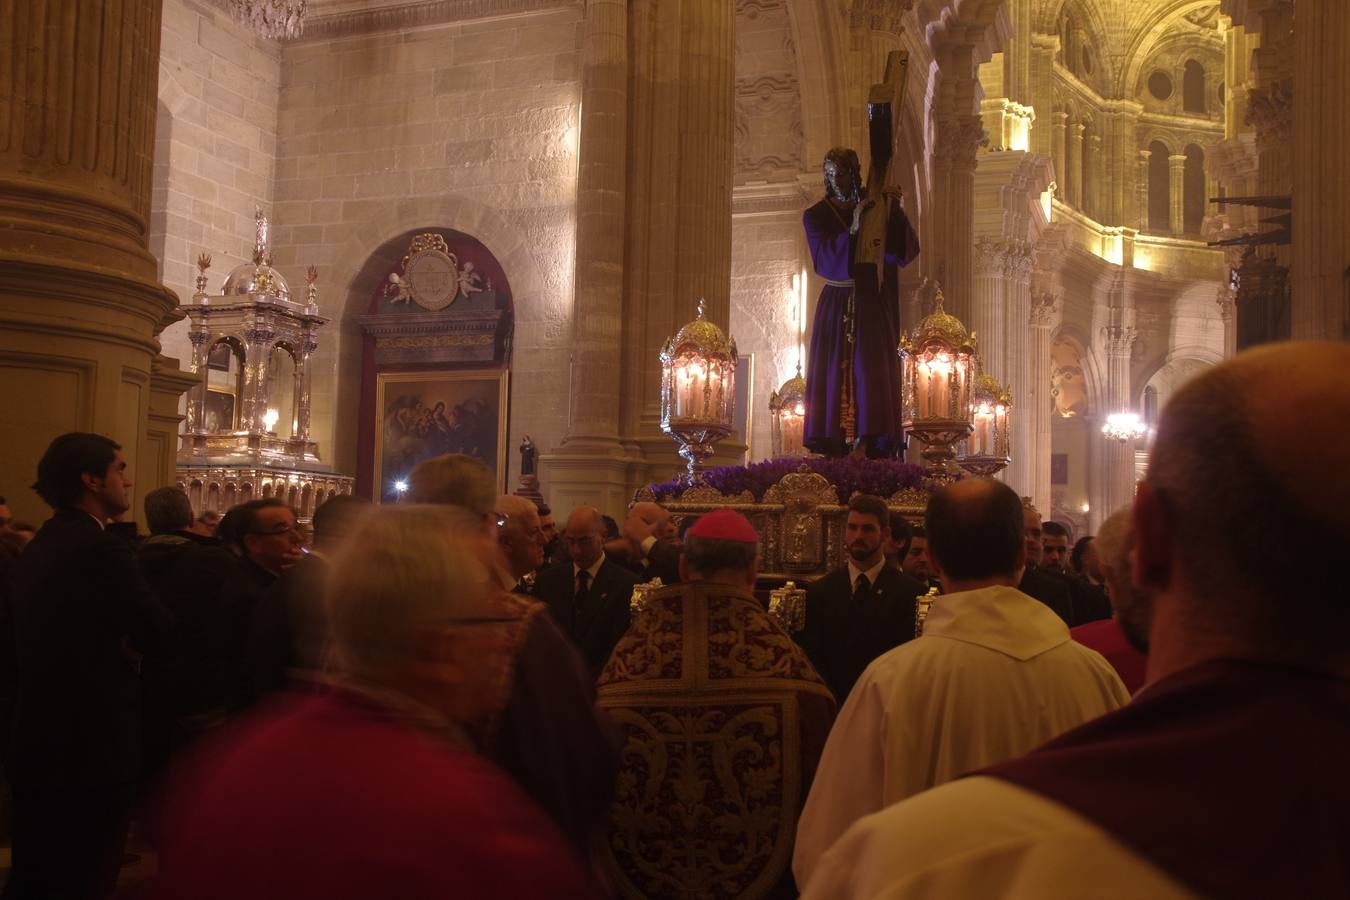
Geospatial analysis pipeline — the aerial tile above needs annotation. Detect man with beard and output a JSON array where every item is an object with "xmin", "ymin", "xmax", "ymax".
[
  {"xmin": 796, "ymin": 495, "xmax": 926, "ymax": 704},
  {"xmin": 1017, "ymin": 503, "xmax": 1075, "ymax": 625},
  {"xmin": 1044, "ymin": 519, "xmax": 1111, "ymax": 625}
]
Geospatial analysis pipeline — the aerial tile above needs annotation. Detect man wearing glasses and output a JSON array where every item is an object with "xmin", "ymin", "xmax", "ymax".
[
  {"xmin": 221, "ymin": 498, "xmax": 305, "ymax": 709},
  {"xmin": 533, "ymin": 506, "xmax": 639, "ymax": 677}
]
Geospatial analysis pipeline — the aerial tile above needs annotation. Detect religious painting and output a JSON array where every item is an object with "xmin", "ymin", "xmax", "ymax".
[
  {"xmin": 1049, "ymin": 337, "xmax": 1089, "ymax": 418},
  {"xmin": 203, "ymin": 389, "xmax": 235, "ymax": 434},
  {"xmin": 373, "ymin": 369, "xmax": 509, "ymax": 503},
  {"xmin": 1051, "ymin": 453, "xmax": 1069, "ymax": 486},
  {"xmin": 207, "ymin": 342, "xmax": 234, "ymax": 372}
]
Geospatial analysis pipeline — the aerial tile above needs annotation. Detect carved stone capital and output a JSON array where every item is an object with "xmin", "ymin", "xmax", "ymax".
[
  {"xmin": 847, "ymin": 0, "xmax": 914, "ymax": 35},
  {"xmin": 1030, "ymin": 291, "xmax": 1060, "ymax": 327},
  {"xmin": 1101, "ymin": 325, "xmax": 1138, "ymax": 357},
  {"xmin": 939, "ymin": 115, "xmax": 989, "ymax": 168},
  {"xmin": 1245, "ymin": 80, "xmax": 1293, "ymax": 144}
]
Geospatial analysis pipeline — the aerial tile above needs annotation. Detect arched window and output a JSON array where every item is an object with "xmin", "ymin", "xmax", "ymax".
[
  {"xmin": 1183, "ymin": 60, "xmax": 1206, "ymax": 114},
  {"xmin": 1183, "ymin": 144, "xmax": 1207, "ymax": 236},
  {"xmin": 1148, "ymin": 141, "xmax": 1171, "ymax": 234}
]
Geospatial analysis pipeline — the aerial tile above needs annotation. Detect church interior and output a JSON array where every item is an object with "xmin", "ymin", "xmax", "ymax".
[{"xmin": 1, "ymin": 0, "xmax": 1344, "ymax": 530}]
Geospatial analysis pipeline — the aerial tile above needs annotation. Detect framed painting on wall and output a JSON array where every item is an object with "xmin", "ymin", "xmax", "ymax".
[
  {"xmin": 203, "ymin": 389, "xmax": 235, "ymax": 434},
  {"xmin": 373, "ymin": 369, "xmax": 509, "ymax": 503}
]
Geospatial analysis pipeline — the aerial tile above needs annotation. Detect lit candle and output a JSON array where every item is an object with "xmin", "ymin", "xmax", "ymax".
[
  {"xmin": 974, "ymin": 402, "xmax": 994, "ymax": 455},
  {"xmin": 931, "ymin": 355, "xmax": 949, "ymax": 418},
  {"xmin": 782, "ymin": 411, "xmax": 804, "ymax": 456}
]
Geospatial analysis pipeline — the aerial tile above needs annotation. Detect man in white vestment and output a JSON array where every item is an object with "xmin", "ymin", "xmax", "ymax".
[
  {"xmin": 800, "ymin": 342, "xmax": 1350, "ymax": 900},
  {"xmin": 792, "ymin": 477, "xmax": 1129, "ymax": 887}
]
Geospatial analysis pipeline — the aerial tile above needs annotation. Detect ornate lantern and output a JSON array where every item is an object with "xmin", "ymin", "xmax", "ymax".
[
  {"xmin": 769, "ymin": 365, "xmax": 808, "ymax": 459},
  {"xmin": 958, "ymin": 374, "xmax": 1012, "ymax": 476},
  {"xmin": 660, "ymin": 299, "xmax": 738, "ymax": 485},
  {"xmin": 899, "ymin": 288, "xmax": 977, "ymax": 477}
]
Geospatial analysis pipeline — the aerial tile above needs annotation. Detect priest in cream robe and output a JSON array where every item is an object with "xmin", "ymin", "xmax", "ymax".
[
  {"xmin": 799, "ymin": 343, "xmax": 1350, "ymax": 900},
  {"xmin": 792, "ymin": 478, "xmax": 1128, "ymax": 887}
]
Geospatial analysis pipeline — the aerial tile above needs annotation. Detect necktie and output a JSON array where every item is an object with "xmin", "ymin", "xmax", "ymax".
[
  {"xmin": 574, "ymin": 569, "xmax": 592, "ymax": 631},
  {"xmin": 853, "ymin": 573, "xmax": 870, "ymax": 603}
]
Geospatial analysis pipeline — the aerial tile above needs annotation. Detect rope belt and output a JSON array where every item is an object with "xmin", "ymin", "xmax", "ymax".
[{"xmin": 825, "ymin": 278, "xmax": 856, "ymax": 287}]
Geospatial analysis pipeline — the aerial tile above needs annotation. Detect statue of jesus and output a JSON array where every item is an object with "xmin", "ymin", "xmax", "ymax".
[{"xmin": 801, "ymin": 147, "xmax": 920, "ymax": 457}]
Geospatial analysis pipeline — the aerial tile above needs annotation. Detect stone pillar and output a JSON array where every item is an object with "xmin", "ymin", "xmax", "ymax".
[
  {"xmin": 1066, "ymin": 123, "xmax": 1085, "ymax": 208},
  {"xmin": 542, "ymin": 0, "xmax": 737, "ymax": 508},
  {"xmin": 1028, "ymin": 292, "xmax": 1058, "ymax": 517},
  {"xmin": 1001, "ymin": 254, "xmax": 1034, "ymax": 492},
  {"xmin": 1051, "ymin": 112, "xmax": 1068, "ymax": 198},
  {"xmin": 1111, "ymin": 104, "xmax": 1142, "ymax": 226},
  {"xmin": 972, "ymin": 239, "xmax": 1010, "ymax": 382},
  {"xmin": 565, "ymin": 0, "xmax": 628, "ymax": 448},
  {"xmin": 1099, "ymin": 324, "xmax": 1138, "ymax": 518},
  {"xmin": 940, "ymin": 115, "xmax": 986, "ymax": 323},
  {"xmin": 1217, "ymin": 287, "xmax": 1239, "ymax": 358},
  {"xmin": 1291, "ymin": 0, "xmax": 1350, "ymax": 339},
  {"xmin": 0, "ymin": 0, "xmax": 186, "ymax": 525},
  {"xmin": 1137, "ymin": 150, "xmax": 1152, "ymax": 231},
  {"xmin": 1086, "ymin": 132, "xmax": 1103, "ymax": 219},
  {"xmin": 1168, "ymin": 154, "xmax": 1187, "ymax": 236}
]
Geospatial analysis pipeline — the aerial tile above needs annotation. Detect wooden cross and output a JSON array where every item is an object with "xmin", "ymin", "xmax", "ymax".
[{"xmin": 855, "ymin": 49, "xmax": 910, "ymax": 276}]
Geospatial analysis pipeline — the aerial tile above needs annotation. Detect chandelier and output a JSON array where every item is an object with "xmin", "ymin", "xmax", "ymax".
[
  {"xmin": 1101, "ymin": 411, "xmax": 1148, "ymax": 442},
  {"xmin": 230, "ymin": 0, "xmax": 307, "ymax": 40}
]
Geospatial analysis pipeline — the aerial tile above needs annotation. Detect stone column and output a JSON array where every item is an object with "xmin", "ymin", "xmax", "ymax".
[
  {"xmin": 564, "ymin": 0, "xmax": 628, "ymax": 448},
  {"xmin": 1137, "ymin": 149, "xmax": 1152, "ymax": 231},
  {"xmin": 972, "ymin": 239, "xmax": 1010, "ymax": 381},
  {"xmin": 1168, "ymin": 154, "xmax": 1187, "ymax": 236},
  {"xmin": 0, "ymin": 0, "xmax": 186, "ymax": 525},
  {"xmin": 1086, "ymin": 132, "xmax": 1103, "ymax": 219},
  {"xmin": 1099, "ymin": 324, "xmax": 1138, "ymax": 518},
  {"xmin": 940, "ymin": 115, "xmax": 986, "ymax": 323},
  {"xmin": 1051, "ymin": 112, "xmax": 1068, "ymax": 198},
  {"xmin": 1110, "ymin": 104, "xmax": 1142, "ymax": 226},
  {"xmin": 1291, "ymin": 0, "xmax": 1350, "ymax": 339},
  {"xmin": 1001, "ymin": 254, "xmax": 1034, "ymax": 492},
  {"xmin": 1066, "ymin": 123, "xmax": 1085, "ymax": 208},
  {"xmin": 1028, "ymin": 292, "xmax": 1058, "ymax": 517}
]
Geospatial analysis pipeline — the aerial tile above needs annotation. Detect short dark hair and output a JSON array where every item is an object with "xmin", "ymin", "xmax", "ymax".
[
  {"xmin": 225, "ymin": 498, "xmax": 291, "ymax": 549},
  {"xmin": 683, "ymin": 535, "xmax": 757, "ymax": 577},
  {"xmin": 678, "ymin": 515, "xmax": 699, "ymax": 540},
  {"xmin": 847, "ymin": 494, "xmax": 890, "ymax": 529},
  {"xmin": 144, "ymin": 486, "xmax": 194, "ymax": 535},
  {"xmin": 601, "ymin": 514, "xmax": 620, "ymax": 542},
  {"xmin": 925, "ymin": 479, "xmax": 1024, "ymax": 580},
  {"xmin": 1042, "ymin": 520, "xmax": 1071, "ymax": 540},
  {"xmin": 910, "ymin": 524, "xmax": 927, "ymax": 540},
  {"xmin": 312, "ymin": 494, "xmax": 368, "ymax": 545},
  {"xmin": 32, "ymin": 433, "xmax": 121, "ymax": 509},
  {"xmin": 536, "ymin": 502, "xmax": 552, "ymax": 516},
  {"xmin": 888, "ymin": 510, "xmax": 913, "ymax": 558}
]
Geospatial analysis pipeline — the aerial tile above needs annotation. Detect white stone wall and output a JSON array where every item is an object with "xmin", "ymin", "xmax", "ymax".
[
  {"xmin": 270, "ymin": 9, "xmax": 584, "ymax": 476},
  {"xmin": 730, "ymin": 211, "xmax": 809, "ymax": 462},
  {"xmin": 152, "ymin": 0, "xmax": 282, "ymax": 369}
]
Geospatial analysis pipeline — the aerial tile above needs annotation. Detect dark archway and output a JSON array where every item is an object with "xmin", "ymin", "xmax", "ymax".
[
  {"xmin": 1148, "ymin": 141, "xmax": 1171, "ymax": 234},
  {"xmin": 1183, "ymin": 144, "xmax": 1207, "ymax": 237}
]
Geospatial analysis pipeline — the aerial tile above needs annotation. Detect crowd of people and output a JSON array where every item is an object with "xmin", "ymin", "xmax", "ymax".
[{"xmin": 0, "ymin": 341, "xmax": 1345, "ymax": 899}]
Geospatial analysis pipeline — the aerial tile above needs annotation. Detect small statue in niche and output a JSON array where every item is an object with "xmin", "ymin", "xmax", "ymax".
[{"xmin": 520, "ymin": 435, "xmax": 536, "ymax": 476}]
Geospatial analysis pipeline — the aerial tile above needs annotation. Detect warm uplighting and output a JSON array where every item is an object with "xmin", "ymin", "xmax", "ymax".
[
  {"xmin": 263, "ymin": 408, "xmax": 280, "ymax": 433},
  {"xmin": 1102, "ymin": 411, "xmax": 1148, "ymax": 442},
  {"xmin": 1080, "ymin": 501, "xmax": 1091, "ymax": 514},
  {"xmin": 660, "ymin": 299, "xmax": 738, "ymax": 484}
]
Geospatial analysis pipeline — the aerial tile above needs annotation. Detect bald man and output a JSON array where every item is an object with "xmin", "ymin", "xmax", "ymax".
[
  {"xmin": 612, "ymin": 501, "xmax": 682, "ymax": 585},
  {"xmin": 533, "ymin": 506, "xmax": 639, "ymax": 675},
  {"xmin": 801, "ymin": 342, "xmax": 1350, "ymax": 900},
  {"xmin": 794, "ymin": 478, "xmax": 1129, "ymax": 887}
]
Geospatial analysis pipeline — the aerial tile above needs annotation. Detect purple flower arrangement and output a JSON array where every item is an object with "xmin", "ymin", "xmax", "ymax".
[{"xmin": 647, "ymin": 457, "xmax": 932, "ymax": 503}]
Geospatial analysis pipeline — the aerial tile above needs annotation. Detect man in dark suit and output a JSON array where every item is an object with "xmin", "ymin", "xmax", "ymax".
[
  {"xmin": 1017, "ymin": 504, "xmax": 1075, "ymax": 625},
  {"xmin": 796, "ymin": 494, "xmax": 926, "ymax": 704},
  {"xmin": 6, "ymin": 432, "xmax": 170, "ymax": 899},
  {"xmin": 534, "ymin": 506, "xmax": 639, "ymax": 676},
  {"xmin": 610, "ymin": 500, "xmax": 683, "ymax": 586},
  {"xmin": 1042, "ymin": 520, "xmax": 1111, "ymax": 624}
]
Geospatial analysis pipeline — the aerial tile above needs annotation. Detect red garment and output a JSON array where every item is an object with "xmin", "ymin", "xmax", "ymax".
[
  {"xmin": 1071, "ymin": 617, "xmax": 1147, "ymax": 693},
  {"xmin": 151, "ymin": 688, "xmax": 602, "ymax": 900},
  {"xmin": 983, "ymin": 660, "xmax": 1350, "ymax": 900}
]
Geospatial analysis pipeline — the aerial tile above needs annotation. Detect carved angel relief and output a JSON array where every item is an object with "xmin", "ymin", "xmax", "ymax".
[{"xmin": 385, "ymin": 233, "xmax": 489, "ymax": 312}]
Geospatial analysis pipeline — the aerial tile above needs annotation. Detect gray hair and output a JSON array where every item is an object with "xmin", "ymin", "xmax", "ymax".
[
  {"xmin": 325, "ymin": 504, "xmax": 494, "ymax": 685},
  {"xmin": 406, "ymin": 453, "xmax": 495, "ymax": 516},
  {"xmin": 1094, "ymin": 507, "xmax": 1134, "ymax": 578}
]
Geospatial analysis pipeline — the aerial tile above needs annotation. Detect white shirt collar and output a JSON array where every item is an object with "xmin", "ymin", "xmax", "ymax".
[
  {"xmin": 574, "ymin": 553, "xmax": 606, "ymax": 583},
  {"xmin": 847, "ymin": 556, "xmax": 887, "ymax": 588}
]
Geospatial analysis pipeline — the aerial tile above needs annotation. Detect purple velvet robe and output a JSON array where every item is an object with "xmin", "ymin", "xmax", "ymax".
[{"xmin": 802, "ymin": 198, "xmax": 920, "ymax": 456}]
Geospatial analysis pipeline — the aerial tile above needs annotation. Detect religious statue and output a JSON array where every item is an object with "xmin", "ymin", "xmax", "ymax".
[
  {"xmin": 519, "ymin": 434, "xmax": 536, "ymax": 476},
  {"xmin": 802, "ymin": 51, "xmax": 920, "ymax": 458}
]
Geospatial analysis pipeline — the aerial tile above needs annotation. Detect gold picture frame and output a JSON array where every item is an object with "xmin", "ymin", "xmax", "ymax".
[{"xmin": 373, "ymin": 369, "xmax": 509, "ymax": 503}]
